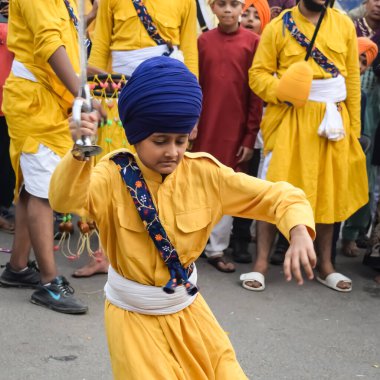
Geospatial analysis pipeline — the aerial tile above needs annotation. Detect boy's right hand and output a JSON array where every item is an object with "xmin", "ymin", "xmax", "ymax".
[{"xmin": 69, "ymin": 110, "xmax": 100, "ymax": 143}]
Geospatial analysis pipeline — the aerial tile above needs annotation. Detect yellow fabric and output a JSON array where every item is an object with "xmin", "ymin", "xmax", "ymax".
[
  {"xmin": 84, "ymin": 0, "xmax": 96, "ymax": 41},
  {"xmin": 88, "ymin": 0, "xmax": 198, "ymax": 77},
  {"xmin": 249, "ymin": 6, "xmax": 367, "ymax": 223},
  {"xmin": 49, "ymin": 149, "xmax": 315, "ymax": 378},
  {"xmin": 3, "ymin": 0, "xmax": 79, "ymax": 200},
  {"xmin": 2, "ymin": 78, "xmax": 73, "ymax": 200},
  {"xmin": 6, "ymin": 0, "xmax": 80, "ymax": 110},
  {"xmin": 90, "ymin": 88, "xmax": 133, "ymax": 164}
]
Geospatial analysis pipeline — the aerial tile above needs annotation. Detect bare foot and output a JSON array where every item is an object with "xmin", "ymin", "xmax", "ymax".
[
  {"xmin": 72, "ymin": 253, "xmax": 109, "ymax": 278},
  {"xmin": 341, "ymin": 240, "xmax": 360, "ymax": 257},
  {"xmin": 375, "ymin": 275, "xmax": 380, "ymax": 284}
]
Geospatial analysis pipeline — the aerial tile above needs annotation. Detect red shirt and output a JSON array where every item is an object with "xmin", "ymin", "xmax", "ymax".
[
  {"xmin": 192, "ymin": 26, "xmax": 262, "ymax": 171},
  {"xmin": 0, "ymin": 22, "xmax": 14, "ymax": 116}
]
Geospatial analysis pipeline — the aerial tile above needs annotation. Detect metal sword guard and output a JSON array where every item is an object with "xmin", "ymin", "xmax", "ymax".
[{"xmin": 72, "ymin": 83, "xmax": 102, "ymax": 157}]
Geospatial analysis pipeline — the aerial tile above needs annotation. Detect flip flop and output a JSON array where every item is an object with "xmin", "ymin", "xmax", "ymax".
[
  {"xmin": 240, "ymin": 272, "xmax": 265, "ymax": 291},
  {"xmin": 316, "ymin": 273, "xmax": 352, "ymax": 293}
]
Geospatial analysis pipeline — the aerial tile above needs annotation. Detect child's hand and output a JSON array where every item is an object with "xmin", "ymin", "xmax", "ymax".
[
  {"xmin": 236, "ymin": 146, "xmax": 253, "ymax": 163},
  {"xmin": 283, "ymin": 225, "xmax": 316, "ymax": 285},
  {"xmin": 69, "ymin": 110, "xmax": 100, "ymax": 143}
]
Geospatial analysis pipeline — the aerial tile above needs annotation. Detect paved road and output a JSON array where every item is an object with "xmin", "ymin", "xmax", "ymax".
[{"xmin": 0, "ymin": 230, "xmax": 379, "ymax": 380}]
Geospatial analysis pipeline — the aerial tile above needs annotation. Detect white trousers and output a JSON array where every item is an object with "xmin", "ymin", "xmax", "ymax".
[{"xmin": 205, "ymin": 215, "xmax": 233, "ymax": 258}]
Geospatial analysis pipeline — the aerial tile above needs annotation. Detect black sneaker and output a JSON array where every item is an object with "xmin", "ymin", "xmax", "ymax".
[
  {"xmin": 31, "ymin": 276, "xmax": 88, "ymax": 314},
  {"xmin": 0, "ymin": 261, "xmax": 40, "ymax": 288}
]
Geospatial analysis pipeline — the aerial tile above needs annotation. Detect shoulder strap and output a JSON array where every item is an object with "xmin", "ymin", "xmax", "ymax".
[
  {"xmin": 196, "ymin": 0, "xmax": 209, "ymax": 33},
  {"xmin": 110, "ymin": 152, "xmax": 198, "ymax": 296},
  {"xmin": 282, "ymin": 11, "xmax": 340, "ymax": 78}
]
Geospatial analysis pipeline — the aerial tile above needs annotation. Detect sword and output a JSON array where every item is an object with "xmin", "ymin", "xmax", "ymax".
[{"xmin": 72, "ymin": 0, "xmax": 102, "ymax": 158}]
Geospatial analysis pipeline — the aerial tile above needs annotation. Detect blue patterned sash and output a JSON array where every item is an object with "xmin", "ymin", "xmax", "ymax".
[
  {"xmin": 111, "ymin": 152, "xmax": 198, "ymax": 296},
  {"xmin": 282, "ymin": 11, "xmax": 340, "ymax": 78},
  {"xmin": 131, "ymin": 0, "xmax": 173, "ymax": 55}
]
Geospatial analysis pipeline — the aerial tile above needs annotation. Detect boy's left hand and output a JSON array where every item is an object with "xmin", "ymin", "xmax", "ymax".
[
  {"xmin": 236, "ymin": 146, "xmax": 253, "ymax": 163},
  {"xmin": 283, "ymin": 225, "xmax": 316, "ymax": 285}
]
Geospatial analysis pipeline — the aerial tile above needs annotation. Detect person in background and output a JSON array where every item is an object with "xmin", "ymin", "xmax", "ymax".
[
  {"xmin": 231, "ymin": 0, "xmax": 270, "ymax": 264},
  {"xmin": 340, "ymin": 38, "xmax": 378, "ymax": 258},
  {"xmin": 192, "ymin": 0, "xmax": 263, "ymax": 272},
  {"xmin": 246, "ymin": 0, "xmax": 367, "ymax": 292},
  {"xmin": 0, "ymin": 0, "xmax": 15, "ymax": 234},
  {"xmin": 0, "ymin": 0, "xmax": 89, "ymax": 314},
  {"xmin": 268, "ymin": 0, "xmax": 296, "ymax": 19}
]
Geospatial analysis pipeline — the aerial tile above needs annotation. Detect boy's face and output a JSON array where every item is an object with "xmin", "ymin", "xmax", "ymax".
[
  {"xmin": 359, "ymin": 53, "xmax": 368, "ymax": 75},
  {"xmin": 135, "ymin": 132, "xmax": 189, "ymax": 175},
  {"xmin": 211, "ymin": 0, "xmax": 243, "ymax": 28},
  {"xmin": 241, "ymin": 6, "xmax": 261, "ymax": 34}
]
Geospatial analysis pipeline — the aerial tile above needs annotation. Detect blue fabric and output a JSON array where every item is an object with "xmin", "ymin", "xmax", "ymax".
[{"xmin": 118, "ymin": 57, "xmax": 202, "ymax": 145}]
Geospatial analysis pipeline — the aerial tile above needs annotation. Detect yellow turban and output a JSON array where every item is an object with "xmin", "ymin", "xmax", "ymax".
[
  {"xmin": 358, "ymin": 37, "xmax": 378, "ymax": 67},
  {"xmin": 243, "ymin": 0, "xmax": 271, "ymax": 32}
]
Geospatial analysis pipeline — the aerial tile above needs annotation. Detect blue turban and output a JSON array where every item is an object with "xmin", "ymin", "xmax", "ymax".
[{"xmin": 118, "ymin": 57, "xmax": 203, "ymax": 145}]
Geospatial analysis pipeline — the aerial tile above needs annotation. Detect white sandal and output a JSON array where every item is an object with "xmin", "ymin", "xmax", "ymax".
[
  {"xmin": 316, "ymin": 273, "xmax": 352, "ymax": 292},
  {"xmin": 240, "ymin": 272, "xmax": 265, "ymax": 291}
]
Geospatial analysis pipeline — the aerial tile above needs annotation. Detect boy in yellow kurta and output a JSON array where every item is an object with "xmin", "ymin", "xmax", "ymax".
[
  {"xmin": 49, "ymin": 57, "xmax": 317, "ymax": 379},
  {"xmin": 0, "ymin": 0, "xmax": 87, "ymax": 314},
  {"xmin": 247, "ymin": 0, "xmax": 368, "ymax": 292}
]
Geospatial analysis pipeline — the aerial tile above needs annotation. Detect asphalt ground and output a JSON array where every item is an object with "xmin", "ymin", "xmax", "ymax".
[{"xmin": 0, "ymin": 230, "xmax": 379, "ymax": 380}]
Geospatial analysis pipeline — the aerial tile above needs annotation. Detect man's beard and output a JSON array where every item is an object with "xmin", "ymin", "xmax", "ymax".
[{"xmin": 303, "ymin": 0, "xmax": 326, "ymax": 12}]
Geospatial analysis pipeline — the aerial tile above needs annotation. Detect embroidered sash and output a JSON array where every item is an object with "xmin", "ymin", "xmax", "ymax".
[
  {"xmin": 131, "ymin": 0, "xmax": 173, "ymax": 56},
  {"xmin": 111, "ymin": 152, "xmax": 198, "ymax": 296},
  {"xmin": 282, "ymin": 11, "xmax": 340, "ymax": 78},
  {"xmin": 63, "ymin": 0, "xmax": 90, "ymax": 48}
]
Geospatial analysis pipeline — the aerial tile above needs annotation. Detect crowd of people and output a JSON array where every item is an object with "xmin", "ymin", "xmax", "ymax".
[{"xmin": 0, "ymin": 0, "xmax": 379, "ymax": 378}]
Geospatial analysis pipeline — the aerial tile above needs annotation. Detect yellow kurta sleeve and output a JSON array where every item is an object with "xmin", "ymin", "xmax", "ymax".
[
  {"xmin": 249, "ymin": 21, "xmax": 281, "ymax": 104},
  {"xmin": 88, "ymin": 0, "xmax": 113, "ymax": 71},
  {"xmin": 178, "ymin": 0, "xmax": 198, "ymax": 78},
  {"xmin": 216, "ymin": 162, "xmax": 316, "ymax": 241},
  {"xmin": 49, "ymin": 152, "xmax": 114, "ymax": 219},
  {"xmin": 343, "ymin": 20, "xmax": 361, "ymax": 138},
  {"xmin": 16, "ymin": 0, "xmax": 64, "ymax": 62}
]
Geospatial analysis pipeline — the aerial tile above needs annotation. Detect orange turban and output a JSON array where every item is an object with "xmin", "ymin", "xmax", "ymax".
[
  {"xmin": 243, "ymin": 0, "xmax": 271, "ymax": 32},
  {"xmin": 358, "ymin": 37, "xmax": 378, "ymax": 67}
]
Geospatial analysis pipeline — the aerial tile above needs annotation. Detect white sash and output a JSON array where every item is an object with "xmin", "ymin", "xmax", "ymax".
[
  {"xmin": 104, "ymin": 264, "xmax": 198, "ymax": 315},
  {"xmin": 112, "ymin": 45, "xmax": 184, "ymax": 76},
  {"xmin": 11, "ymin": 60, "xmax": 37, "ymax": 82},
  {"xmin": 308, "ymin": 75, "xmax": 347, "ymax": 141}
]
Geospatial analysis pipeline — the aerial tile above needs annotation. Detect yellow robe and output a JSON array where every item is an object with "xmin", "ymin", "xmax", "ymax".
[
  {"xmin": 249, "ymin": 6, "xmax": 368, "ymax": 223},
  {"xmin": 49, "ymin": 149, "xmax": 315, "ymax": 379},
  {"xmin": 88, "ymin": 0, "xmax": 198, "ymax": 77},
  {"xmin": 2, "ymin": 0, "xmax": 80, "ymax": 199}
]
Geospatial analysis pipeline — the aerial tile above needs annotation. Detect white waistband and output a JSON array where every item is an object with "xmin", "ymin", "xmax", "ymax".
[
  {"xmin": 104, "ymin": 264, "xmax": 198, "ymax": 315},
  {"xmin": 11, "ymin": 60, "xmax": 37, "ymax": 82},
  {"xmin": 309, "ymin": 75, "xmax": 346, "ymax": 142},
  {"xmin": 112, "ymin": 45, "xmax": 183, "ymax": 76}
]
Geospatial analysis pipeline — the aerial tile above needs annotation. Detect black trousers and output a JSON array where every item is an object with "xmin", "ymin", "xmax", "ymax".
[
  {"xmin": 232, "ymin": 149, "xmax": 261, "ymax": 241},
  {"xmin": 0, "ymin": 116, "xmax": 16, "ymax": 208}
]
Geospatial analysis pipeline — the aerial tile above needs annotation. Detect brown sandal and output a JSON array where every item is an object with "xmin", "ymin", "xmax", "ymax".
[{"xmin": 207, "ymin": 256, "xmax": 235, "ymax": 273}]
